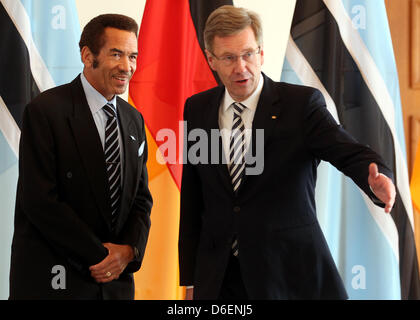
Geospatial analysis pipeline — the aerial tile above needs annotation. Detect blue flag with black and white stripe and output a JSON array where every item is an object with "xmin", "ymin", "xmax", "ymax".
[
  {"xmin": 0, "ymin": 0, "xmax": 82, "ymax": 298},
  {"xmin": 281, "ymin": 0, "xmax": 420, "ymax": 299}
]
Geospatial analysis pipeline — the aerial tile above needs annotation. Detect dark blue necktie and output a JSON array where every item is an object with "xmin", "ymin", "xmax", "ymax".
[{"xmin": 103, "ymin": 103, "xmax": 121, "ymax": 229}]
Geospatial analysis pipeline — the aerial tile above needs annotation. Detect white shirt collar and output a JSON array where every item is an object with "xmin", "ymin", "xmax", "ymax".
[
  {"xmin": 80, "ymin": 72, "xmax": 117, "ymax": 114},
  {"xmin": 222, "ymin": 73, "xmax": 264, "ymax": 112}
]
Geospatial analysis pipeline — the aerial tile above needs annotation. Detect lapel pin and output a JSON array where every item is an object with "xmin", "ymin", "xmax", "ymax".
[
  {"xmin": 130, "ymin": 135, "xmax": 136, "ymax": 141},
  {"xmin": 271, "ymin": 115, "xmax": 277, "ymax": 119}
]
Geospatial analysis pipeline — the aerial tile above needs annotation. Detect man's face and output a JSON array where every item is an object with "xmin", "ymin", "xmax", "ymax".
[
  {"xmin": 206, "ymin": 26, "xmax": 264, "ymax": 102},
  {"xmin": 82, "ymin": 27, "xmax": 138, "ymax": 100}
]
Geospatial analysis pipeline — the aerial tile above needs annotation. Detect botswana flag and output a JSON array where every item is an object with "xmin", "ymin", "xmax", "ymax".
[
  {"xmin": 0, "ymin": 0, "xmax": 81, "ymax": 298},
  {"xmin": 281, "ymin": 0, "xmax": 420, "ymax": 299},
  {"xmin": 129, "ymin": 0, "xmax": 232, "ymax": 299}
]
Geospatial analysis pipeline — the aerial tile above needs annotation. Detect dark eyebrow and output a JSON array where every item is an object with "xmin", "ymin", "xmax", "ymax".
[
  {"xmin": 110, "ymin": 48, "xmax": 123, "ymax": 54},
  {"xmin": 109, "ymin": 48, "xmax": 138, "ymax": 56},
  {"xmin": 220, "ymin": 47, "xmax": 256, "ymax": 56}
]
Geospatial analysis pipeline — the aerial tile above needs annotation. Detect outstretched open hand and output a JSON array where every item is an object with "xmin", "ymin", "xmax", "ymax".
[{"xmin": 368, "ymin": 163, "xmax": 396, "ymax": 213}]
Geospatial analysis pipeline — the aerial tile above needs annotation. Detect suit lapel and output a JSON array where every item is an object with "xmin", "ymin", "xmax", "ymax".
[
  {"xmin": 67, "ymin": 76, "xmax": 112, "ymax": 230},
  {"xmin": 251, "ymin": 73, "xmax": 283, "ymax": 142},
  {"xmin": 240, "ymin": 74, "xmax": 283, "ymax": 189},
  {"xmin": 203, "ymin": 87, "xmax": 235, "ymax": 197},
  {"xmin": 115, "ymin": 99, "xmax": 138, "ymax": 232}
]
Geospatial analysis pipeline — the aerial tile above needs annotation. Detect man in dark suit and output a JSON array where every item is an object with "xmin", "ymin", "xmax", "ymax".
[
  {"xmin": 9, "ymin": 14, "xmax": 152, "ymax": 299},
  {"xmin": 179, "ymin": 5, "xmax": 396, "ymax": 300}
]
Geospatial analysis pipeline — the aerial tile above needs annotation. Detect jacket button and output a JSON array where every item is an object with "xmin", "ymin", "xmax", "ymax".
[
  {"xmin": 233, "ymin": 206, "xmax": 240, "ymax": 213},
  {"xmin": 66, "ymin": 171, "xmax": 72, "ymax": 179}
]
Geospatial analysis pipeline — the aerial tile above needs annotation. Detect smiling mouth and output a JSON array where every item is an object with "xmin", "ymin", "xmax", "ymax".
[{"xmin": 113, "ymin": 75, "xmax": 129, "ymax": 84}]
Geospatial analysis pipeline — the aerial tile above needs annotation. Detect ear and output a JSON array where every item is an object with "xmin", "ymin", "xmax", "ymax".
[
  {"xmin": 205, "ymin": 49, "xmax": 216, "ymax": 71},
  {"xmin": 81, "ymin": 46, "xmax": 94, "ymax": 68},
  {"xmin": 259, "ymin": 45, "xmax": 264, "ymax": 66}
]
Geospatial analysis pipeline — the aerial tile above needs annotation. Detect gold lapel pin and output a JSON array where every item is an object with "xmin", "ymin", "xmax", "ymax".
[{"xmin": 271, "ymin": 115, "xmax": 277, "ymax": 119}]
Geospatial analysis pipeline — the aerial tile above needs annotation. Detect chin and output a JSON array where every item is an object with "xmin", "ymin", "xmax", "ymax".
[
  {"xmin": 235, "ymin": 91, "xmax": 252, "ymax": 101},
  {"xmin": 114, "ymin": 87, "xmax": 127, "ymax": 95}
]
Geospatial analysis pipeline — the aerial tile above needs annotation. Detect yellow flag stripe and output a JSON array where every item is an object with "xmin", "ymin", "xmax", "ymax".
[
  {"xmin": 128, "ymin": 95, "xmax": 185, "ymax": 299},
  {"xmin": 410, "ymin": 141, "xmax": 420, "ymax": 276}
]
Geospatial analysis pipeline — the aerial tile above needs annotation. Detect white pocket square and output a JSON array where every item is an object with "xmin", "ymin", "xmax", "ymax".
[{"xmin": 138, "ymin": 141, "xmax": 145, "ymax": 157}]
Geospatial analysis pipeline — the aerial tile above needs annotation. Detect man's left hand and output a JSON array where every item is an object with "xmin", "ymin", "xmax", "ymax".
[
  {"xmin": 89, "ymin": 243, "xmax": 134, "ymax": 283},
  {"xmin": 368, "ymin": 163, "xmax": 396, "ymax": 213}
]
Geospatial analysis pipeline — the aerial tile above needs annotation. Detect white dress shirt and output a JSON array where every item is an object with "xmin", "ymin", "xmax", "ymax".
[
  {"xmin": 80, "ymin": 72, "xmax": 124, "ymax": 182},
  {"xmin": 218, "ymin": 73, "xmax": 264, "ymax": 163}
]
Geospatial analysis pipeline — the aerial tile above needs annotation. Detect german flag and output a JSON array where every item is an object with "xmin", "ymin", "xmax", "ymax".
[{"xmin": 129, "ymin": 0, "xmax": 232, "ymax": 299}]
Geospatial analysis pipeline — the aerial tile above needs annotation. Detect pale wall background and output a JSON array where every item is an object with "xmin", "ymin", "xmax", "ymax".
[{"xmin": 75, "ymin": 0, "xmax": 297, "ymax": 101}]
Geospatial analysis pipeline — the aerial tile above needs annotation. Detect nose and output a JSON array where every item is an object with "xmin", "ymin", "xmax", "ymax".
[
  {"xmin": 119, "ymin": 56, "xmax": 131, "ymax": 73},
  {"xmin": 233, "ymin": 56, "xmax": 247, "ymax": 73}
]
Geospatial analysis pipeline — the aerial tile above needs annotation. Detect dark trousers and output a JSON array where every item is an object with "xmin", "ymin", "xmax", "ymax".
[{"xmin": 218, "ymin": 254, "xmax": 248, "ymax": 300}]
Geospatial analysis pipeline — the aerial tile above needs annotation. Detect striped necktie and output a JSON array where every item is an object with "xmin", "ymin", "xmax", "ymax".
[
  {"xmin": 229, "ymin": 102, "xmax": 246, "ymax": 257},
  {"xmin": 229, "ymin": 102, "xmax": 247, "ymax": 193},
  {"xmin": 103, "ymin": 103, "xmax": 121, "ymax": 229}
]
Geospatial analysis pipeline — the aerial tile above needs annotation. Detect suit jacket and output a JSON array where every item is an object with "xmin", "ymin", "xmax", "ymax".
[
  {"xmin": 9, "ymin": 75, "xmax": 153, "ymax": 299},
  {"xmin": 179, "ymin": 73, "xmax": 393, "ymax": 299}
]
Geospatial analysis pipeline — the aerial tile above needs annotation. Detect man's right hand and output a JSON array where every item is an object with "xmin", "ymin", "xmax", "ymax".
[{"xmin": 89, "ymin": 243, "xmax": 134, "ymax": 283}]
